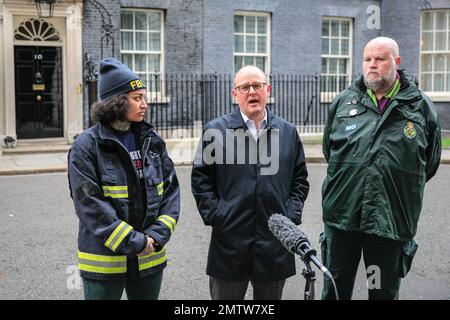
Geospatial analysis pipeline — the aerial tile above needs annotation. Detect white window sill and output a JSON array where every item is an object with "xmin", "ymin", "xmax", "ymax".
[
  {"xmin": 320, "ymin": 92, "xmax": 339, "ymax": 103},
  {"xmin": 422, "ymin": 92, "xmax": 450, "ymax": 102},
  {"xmin": 148, "ymin": 95, "xmax": 170, "ymax": 104}
]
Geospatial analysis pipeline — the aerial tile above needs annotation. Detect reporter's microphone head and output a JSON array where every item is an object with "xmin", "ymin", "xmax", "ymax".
[
  {"xmin": 268, "ymin": 214, "xmax": 335, "ymax": 284},
  {"xmin": 267, "ymin": 213, "xmax": 305, "ymax": 255}
]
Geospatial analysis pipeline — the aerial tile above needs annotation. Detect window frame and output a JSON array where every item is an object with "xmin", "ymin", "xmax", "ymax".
[
  {"xmin": 420, "ymin": 9, "xmax": 450, "ymax": 100},
  {"xmin": 120, "ymin": 8, "xmax": 165, "ymax": 100},
  {"xmin": 320, "ymin": 16, "xmax": 353, "ymax": 101},
  {"xmin": 233, "ymin": 11, "xmax": 271, "ymax": 75}
]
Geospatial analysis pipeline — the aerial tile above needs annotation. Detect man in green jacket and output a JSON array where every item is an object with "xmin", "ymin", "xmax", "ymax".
[{"xmin": 321, "ymin": 37, "xmax": 441, "ymax": 300}]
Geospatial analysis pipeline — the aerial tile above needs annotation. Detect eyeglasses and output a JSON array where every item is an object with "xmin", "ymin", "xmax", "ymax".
[{"xmin": 234, "ymin": 82, "xmax": 267, "ymax": 94}]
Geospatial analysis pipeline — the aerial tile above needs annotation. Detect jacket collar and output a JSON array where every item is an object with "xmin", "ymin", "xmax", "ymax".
[
  {"xmin": 98, "ymin": 120, "xmax": 154, "ymax": 141},
  {"xmin": 351, "ymin": 69, "xmax": 421, "ymax": 105},
  {"xmin": 227, "ymin": 106, "xmax": 246, "ymax": 129}
]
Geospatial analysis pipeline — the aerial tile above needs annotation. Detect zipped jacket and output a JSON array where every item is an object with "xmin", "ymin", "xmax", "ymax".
[
  {"xmin": 68, "ymin": 121, "xmax": 180, "ymax": 280},
  {"xmin": 322, "ymin": 70, "xmax": 441, "ymax": 241}
]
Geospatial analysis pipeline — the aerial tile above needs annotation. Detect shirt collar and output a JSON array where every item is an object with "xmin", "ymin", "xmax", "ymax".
[{"xmin": 239, "ymin": 108, "xmax": 267, "ymax": 127}]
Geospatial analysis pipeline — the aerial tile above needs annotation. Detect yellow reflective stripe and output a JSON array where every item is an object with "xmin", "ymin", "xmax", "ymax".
[
  {"xmin": 156, "ymin": 182, "xmax": 164, "ymax": 196},
  {"xmin": 102, "ymin": 185, "xmax": 128, "ymax": 198},
  {"xmin": 102, "ymin": 186, "xmax": 128, "ymax": 191},
  {"xmin": 77, "ymin": 251, "xmax": 127, "ymax": 274},
  {"xmin": 105, "ymin": 221, "xmax": 127, "ymax": 249},
  {"xmin": 103, "ymin": 192, "xmax": 128, "ymax": 198},
  {"xmin": 78, "ymin": 251, "xmax": 126, "ymax": 262},
  {"xmin": 158, "ymin": 218, "xmax": 173, "ymax": 233},
  {"xmin": 78, "ymin": 264, "xmax": 127, "ymax": 274},
  {"xmin": 104, "ymin": 221, "xmax": 133, "ymax": 252},
  {"xmin": 156, "ymin": 215, "xmax": 176, "ymax": 234},
  {"xmin": 138, "ymin": 247, "xmax": 167, "ymax": 271},
  {"xmin": 112, "ymin": 225, "xmax": 133, "ymax": 251},
  {"xmin": 159, "ymin": 215, "xmax": 176, "ymax": 226},
  {"xmin": 137, "ymin": 247, "xmax": 166, "ymax": 260}
]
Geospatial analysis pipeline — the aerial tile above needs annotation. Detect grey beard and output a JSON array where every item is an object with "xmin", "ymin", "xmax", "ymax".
[
  {"xmin": 364, "ymin": 69, "xmax": 397, "ymax": 93},
  {"xmin": 364, "ymin": 77, "xmax": 392, "ymax": 93},
  {"xmin": 110, "ymin": 119, "xmax": 131, "ymax": 131}
]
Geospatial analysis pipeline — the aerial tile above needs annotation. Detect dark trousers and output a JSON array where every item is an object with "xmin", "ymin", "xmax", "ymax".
[
  {"xmin": 320, "ymin": 225, "xmax": 413, "ymax": 300},
  {"xmin": 82, "ymin": 269, "xmax": 163, "ymax": 300},
  {"xmin": 209, "ymin": 276, "xmax": 286, "ymax": 300}
]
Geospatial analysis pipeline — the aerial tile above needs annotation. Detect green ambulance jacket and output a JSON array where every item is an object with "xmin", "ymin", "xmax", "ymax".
[{"xmin": 322, "ymin": 70, "xmax": 441, "ymax": 241}]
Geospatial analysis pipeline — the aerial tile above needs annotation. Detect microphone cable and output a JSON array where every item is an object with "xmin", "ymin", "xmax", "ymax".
[{"xmin": 327, "ymin": 273, "xmax": 339, "ymax": 300}]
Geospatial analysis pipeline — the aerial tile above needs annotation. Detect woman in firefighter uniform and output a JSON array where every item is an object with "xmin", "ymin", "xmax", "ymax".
[{"xmin": 68, "ymin": 58, "xmax": 180, "ymax": 300}]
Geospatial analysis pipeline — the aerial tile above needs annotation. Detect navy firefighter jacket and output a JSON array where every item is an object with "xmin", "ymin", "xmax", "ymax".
[{"xmin": 68, "ymin": 120, "xmax": 180, "ymax": 280}]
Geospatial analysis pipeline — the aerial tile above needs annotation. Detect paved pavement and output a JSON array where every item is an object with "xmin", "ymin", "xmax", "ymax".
[{"xmin": 0, "ymin": 136, "xmax": 449, "ymax": 175}]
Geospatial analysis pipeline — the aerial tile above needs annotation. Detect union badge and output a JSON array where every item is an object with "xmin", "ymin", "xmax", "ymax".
[{"xmin": 403, "ymin": 121, "xmax": 417, "ymax": 139}]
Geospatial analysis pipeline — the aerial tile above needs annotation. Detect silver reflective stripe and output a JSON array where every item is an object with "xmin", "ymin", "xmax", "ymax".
[
  {"xmin": 104, "ymin": 221, "xmax": 133, "ymax": 252},
  {"xmin": 138, "ymin": 247, "xmax": 167, "ymax": 271},
  {"xmin": 78, "ymin": 251, "xmax": 127, "ymax": 274},
  {"xmin": 156, "ymin": 215, "xmax": 176, "ymax": 234},
  {"xmin": 78, "ymin": 259, "xmax": 126, "ymax": 268},
  {"xmin": 102, "ymin": 185, "xmax": 128, "ymax": 198}
]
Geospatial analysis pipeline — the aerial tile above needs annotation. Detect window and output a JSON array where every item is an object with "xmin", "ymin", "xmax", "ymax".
[
  {"xmin": 120, "ymin": 9, "xmax": 164, "ymax": 95},
  {"xmin": 14, "ymin": 18, "xmax": 60, "ymax": 41},
  {"xmin": 321, "ymin": 18, "xmax": 352, "ymax": 93},
  {"xmin": 420, "ymin": 10, "xmax": 450, "ymax": 94},
  {"xmin": 234, "ymin": 12, "xmax": 270, "ymax": 74}
]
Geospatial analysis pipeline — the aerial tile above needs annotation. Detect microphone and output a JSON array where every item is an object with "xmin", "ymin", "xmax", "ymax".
[{"xmin": 268, "ymin": 213, "xmax": 332, "ymax": 280}]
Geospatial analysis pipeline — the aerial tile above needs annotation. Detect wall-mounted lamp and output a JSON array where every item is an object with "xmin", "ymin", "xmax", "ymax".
[{"xmin": 35, "ymin": 0, "xmax": 55, "ymax": 19}]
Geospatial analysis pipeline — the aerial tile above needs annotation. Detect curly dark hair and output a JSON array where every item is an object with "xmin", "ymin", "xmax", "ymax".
[{"xmin": 90, "ymin": 94, "xmax": 129, "ymax": 124}]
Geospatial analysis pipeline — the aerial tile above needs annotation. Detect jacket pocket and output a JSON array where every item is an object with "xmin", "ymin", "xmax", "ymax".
[
  {"xmin": 144, "ymin": 153, "xmax": 163, "ymax": 180},
  {"xmin": 101, "ymin": 175, "xmax": 116, "ymax": 184},
  {"xmin": 399, "ymin": 239, "xmax": 418, "ymax": 278},
  {"xmin": 284, "ymin": 198, "xmax": 295, "ymax": 221},
  {"xmin": 211, "ymin": 199, "xmax": 227, "ymax": 232},
  {"xmin": 147, "ymin": 177, "xmax": 164, "ymax": 198}
]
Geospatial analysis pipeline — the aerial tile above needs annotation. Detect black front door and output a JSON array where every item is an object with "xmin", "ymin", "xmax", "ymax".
[{"xmin": 14, "ymin": 46, "xmax": 63, "ymax": 139}]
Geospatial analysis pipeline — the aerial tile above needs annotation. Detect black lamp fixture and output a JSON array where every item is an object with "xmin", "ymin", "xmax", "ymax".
[{"xmin": 35, "ymin": 0, "xmax": 56, "ymax": 19}]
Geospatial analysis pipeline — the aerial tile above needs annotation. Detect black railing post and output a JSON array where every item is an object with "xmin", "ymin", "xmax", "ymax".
[{"xmin": 85, "ymin": 53, "xmax": 98, "ymax": 128}]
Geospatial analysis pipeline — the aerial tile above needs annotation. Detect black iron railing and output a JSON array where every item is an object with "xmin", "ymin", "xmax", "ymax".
[{"xmin": 140, "ymin": 73, "xmax": 356, "ymax": 138}]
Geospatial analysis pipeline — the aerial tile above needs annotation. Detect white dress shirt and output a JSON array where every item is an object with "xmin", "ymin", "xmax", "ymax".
[{"xmin": 240, "ymin": 109, "xmax": 268, "ymax": 140}]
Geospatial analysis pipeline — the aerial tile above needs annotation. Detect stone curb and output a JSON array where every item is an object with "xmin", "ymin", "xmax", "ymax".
[
  {"xmin": 0, "ymin": 164, "xmax": 68, "ymax": 176},
  {"xmin": 0, "ymin": 157, "xmax": 330, "ymax": 176},
  {"xmin": 1, "ymin": 157, "xmax": 449, "ymax": 176}
]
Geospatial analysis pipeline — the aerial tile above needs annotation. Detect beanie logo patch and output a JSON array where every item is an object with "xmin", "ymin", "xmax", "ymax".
[{"xmin": 130, "ymin": 79, "xmax": 144, "ymax": 90}]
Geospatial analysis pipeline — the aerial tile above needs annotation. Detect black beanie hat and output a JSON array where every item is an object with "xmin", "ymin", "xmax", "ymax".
[{"xmin": 98, "ymin": 58, "xmax": 146, "ymax": 101}]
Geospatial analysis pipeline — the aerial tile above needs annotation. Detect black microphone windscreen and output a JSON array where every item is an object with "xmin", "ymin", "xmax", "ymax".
[{"xmin": 268, "ymin": 213, "xmax": 307, "ymax": 254}]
